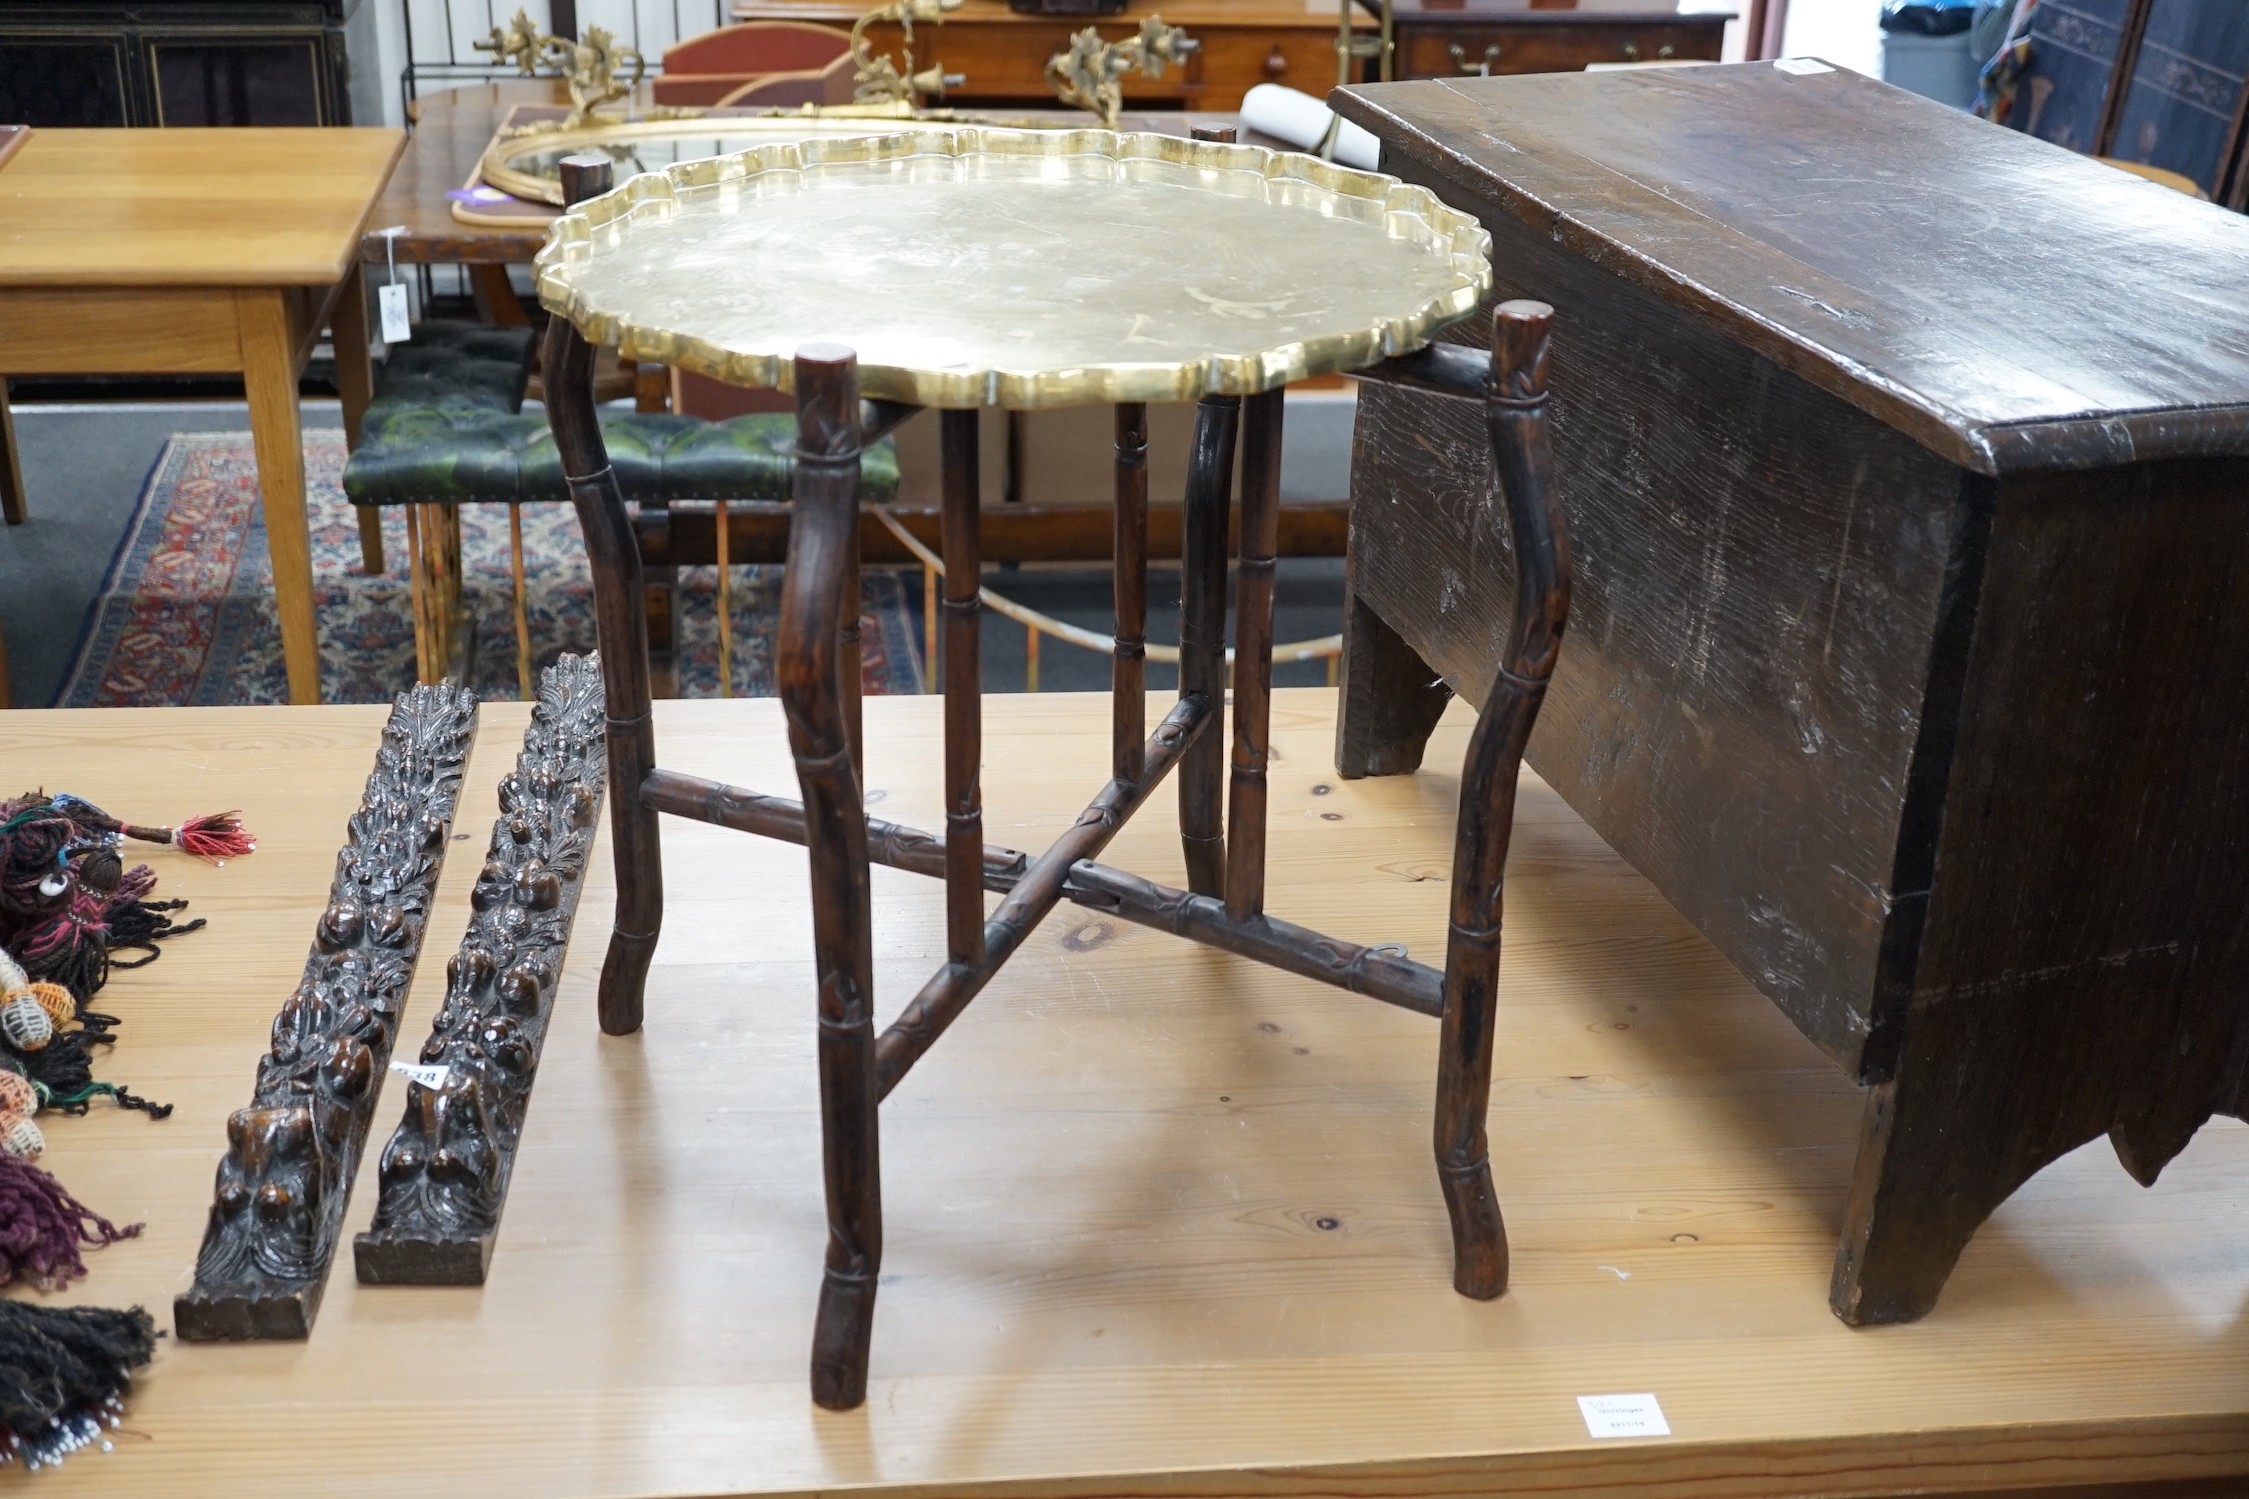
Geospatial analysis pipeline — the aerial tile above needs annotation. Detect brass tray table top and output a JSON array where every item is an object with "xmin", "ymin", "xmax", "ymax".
[{"xmin": 534, "ymin": 126, "xmax": 1490, "ymax": 407}]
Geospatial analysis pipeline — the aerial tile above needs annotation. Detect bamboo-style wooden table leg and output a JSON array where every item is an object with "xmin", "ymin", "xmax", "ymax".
[
  {"xmin": 1434, "ymin": 302, "xmax": 1568, "ymax": 1301},
  {"xmin": 942, "ymin": 408, "xmax": 986, "ymax": 971},
  {"xmin": 841, "ymin": 488, "xmax": 864, "ymax": 771},
  {"xmin": 549, "ymin": 155, "xmax": 664, "ymax": 1038},
  {"xmin": 1226, "ymin": 389, "xmax": 1285, "ymax": 920},
  {"xmin": 1113, "ymin": 404, "xmax": 1149, "ymax": 785},
  {"xmin": 1178, "ymin": 392, "xmax": 1238, "ymax": 897},
  {"xmin": 785, "ymin": 346, "xmax": 883, "ymax": 1412},
  {"xmin": 1178, "ymin": 119, "xmax": 1242, "ymax": 899}
]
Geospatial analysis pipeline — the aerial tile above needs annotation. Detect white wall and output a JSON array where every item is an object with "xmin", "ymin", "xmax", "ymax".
[
  {"xmin": 1781, "ymin": 0, "xmax": 1887, "ymax": 76},
  {"xmin": 364, "ymin": 0, "xmax": 733, "ymax": 125}
]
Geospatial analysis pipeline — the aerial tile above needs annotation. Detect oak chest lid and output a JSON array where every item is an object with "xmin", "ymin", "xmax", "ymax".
[{"xmin": 1335, "ymin": 62, "xmax": 2249, "ymax": 476}]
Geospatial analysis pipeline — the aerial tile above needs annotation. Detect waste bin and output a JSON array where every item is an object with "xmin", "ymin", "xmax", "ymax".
[{"xmin": 1883, "ymin": 28, "xmax": 1981, "ymax": 107}]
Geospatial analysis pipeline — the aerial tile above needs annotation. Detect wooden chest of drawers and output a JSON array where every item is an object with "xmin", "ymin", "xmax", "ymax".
[
  {"xmin": 730, "ymin": 0, "xmax": 1357, "ymax": 110},
  {"xmin": 1379, "ymin": 5, "xmax": 1730, "ymax": 80}
]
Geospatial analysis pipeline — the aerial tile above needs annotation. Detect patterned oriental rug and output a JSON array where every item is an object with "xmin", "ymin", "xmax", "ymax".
[{"xmin": 57, "ymin": 431, "xmax": 924, "ymax": 707}]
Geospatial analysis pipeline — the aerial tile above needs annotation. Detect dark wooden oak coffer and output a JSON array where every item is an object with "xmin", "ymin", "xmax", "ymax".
[{"xmin": 1332, "ymin": 62, "xmax": 2249, "ymax": 1325}]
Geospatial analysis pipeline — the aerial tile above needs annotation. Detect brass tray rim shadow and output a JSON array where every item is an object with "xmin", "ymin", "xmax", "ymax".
[{"xmin": 532, "ymin": 126, "xmax": 1494, "ymax": 410}]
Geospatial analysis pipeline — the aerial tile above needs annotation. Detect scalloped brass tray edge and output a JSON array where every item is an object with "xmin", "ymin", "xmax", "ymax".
[{"xmin": 533, "ymin": 127, "xmax": 1494, "ymax": 409}]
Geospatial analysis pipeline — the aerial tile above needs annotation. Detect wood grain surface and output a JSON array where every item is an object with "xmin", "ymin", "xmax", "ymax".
[
  {"xmin": 372, "ymin": 82, "xmax": 563, "ymax": 266},
  {"xmin": 0, "ymin": 693, "xmax": 2243, "ymax": 1497},
  {"xmin": 0, "ymin": 127, "xmax": 402, "ymax": 287},
  {"xmin": 1333, "ymin": 63, "xmax": 2249, "ymax": 475},
  {"xmin": 1348, "ymin": 259, "xmax": 1964, "ymax": 1075}
]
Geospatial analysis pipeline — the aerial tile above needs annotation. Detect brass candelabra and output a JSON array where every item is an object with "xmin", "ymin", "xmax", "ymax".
[
  {"xmin": 1044, "ymin": 17, "xmax": 1199, "ymax": 129},
  {"xmin": 476, "ymin": 7, "xmax": 647, "ymax": 131},
  {"xmin": 851, "ymin": 0, "xmax": 968, "ymax": 107}
]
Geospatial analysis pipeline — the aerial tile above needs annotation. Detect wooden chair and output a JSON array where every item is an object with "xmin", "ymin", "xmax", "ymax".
[
  {"xmin": 653, "ymin": 22, "xmax": 854, "ymax": 107},
  {"xmin": 715, "ymin": 53, "xmax": 857, "ymax": 110}
]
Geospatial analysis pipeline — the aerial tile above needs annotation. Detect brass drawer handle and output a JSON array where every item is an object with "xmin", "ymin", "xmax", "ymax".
[
  {"xmin": 1620, "ymin": 42, "xmax": 1678, "ymax": 62},
  {"xmin": 1447, "ymin": 41, "xmax": 1501, "ymax": 75}
]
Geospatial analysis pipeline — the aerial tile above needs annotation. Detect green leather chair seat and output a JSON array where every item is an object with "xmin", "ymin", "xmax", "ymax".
[
  {"xmin": 343, "ymin": 401, "xmax": 901, "ymax": 507},
  {"xmin": 372, "ymin": 319, "xmax": 537, "ymax": 409}
]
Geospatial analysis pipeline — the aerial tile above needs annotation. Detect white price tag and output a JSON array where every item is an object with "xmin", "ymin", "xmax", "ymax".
[
  {"xmin": 1577, "ymin": 1393, "xmax": 1670, "ymax": 1439},
  {"xmin": 378, "ymin": 282, "xmax": 413, "ymax": 344},
  {"xmin": 390, "ymin": 1060, "xmax": 449, "ymax": 1090},
  {"xmin": 1773, "ymin": 57, "xmax": 1834, "ymax": 75}
]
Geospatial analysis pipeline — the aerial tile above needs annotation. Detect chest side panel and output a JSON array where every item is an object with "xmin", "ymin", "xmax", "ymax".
[{"xmin": 1350, "ymin": 213, "xmax": 1970, "ymax": 1071}]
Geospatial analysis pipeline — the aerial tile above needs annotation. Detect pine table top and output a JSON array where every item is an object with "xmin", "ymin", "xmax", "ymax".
[
  {"xmin": 7, "ymin": 690, "xmax": 2245, "ymax": 1498},
  {"xmin": 0, "ymin": 127, "xmax": 403, "ymax": 288}
]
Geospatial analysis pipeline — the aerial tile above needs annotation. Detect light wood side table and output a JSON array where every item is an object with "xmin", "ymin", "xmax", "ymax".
[{"xmin": 0, "ymin": 126, "xmax": 405, "ymax": 705}]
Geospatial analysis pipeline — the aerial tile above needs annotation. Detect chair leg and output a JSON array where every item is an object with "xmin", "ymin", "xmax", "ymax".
[
  {"xmin": 509, "ymin": 502, "xmax": 534, "ymax": 700},
  {"xmin": 356, "ymin": 509, "xmax": 387, "ymax": 577},
  {"xmin": 0, "ymin": 377, "xmax": 27, "ymax": 526},
  {"xmin": 715, "ymin": 499, "xmax": 734, "ymax": 698},
  {"xmin": 644, "ymin": 498, "xmax": 677, "ymax": 699},
  {"xmin": 543, "ymin": 316, "xmax": 663, "ymax": 1037},
  {"xmin": 404, "ymin": 504, "xmax": 432, "ymax": 684},
  {"xmin": 432, "ymin": 503, "xmax": 465, "ymax": 682},
  {"xmin": 1434, "ymin": 302, "xmax": 1569, "ymax": 1300},
  {"xmin": 785, "ymin": 347, "xmax": 881, "ymax": 1412},
  {"xmin": 1177, "ymin": 393, "xmax": 1238, "ymax": 898}
]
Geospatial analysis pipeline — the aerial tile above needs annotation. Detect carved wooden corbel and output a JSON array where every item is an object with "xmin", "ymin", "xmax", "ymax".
[
  {"xmin": 355, "ymin": 654, "xmax": 605, "ymax": 1285},
  {"xmin": 175, "ymin": 683, "xmax": 478, "ymax": 1341}
]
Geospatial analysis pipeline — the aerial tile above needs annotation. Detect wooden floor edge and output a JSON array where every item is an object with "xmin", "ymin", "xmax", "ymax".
[{"xmin": 718, "ymin": 1414, "xmax": 2249, "ymax": 1499}]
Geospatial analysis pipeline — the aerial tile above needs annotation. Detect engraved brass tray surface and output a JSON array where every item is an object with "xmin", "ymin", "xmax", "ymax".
[{"xmin": 533, "ymin": 126, "xmax": 1491, "ymax": 408}]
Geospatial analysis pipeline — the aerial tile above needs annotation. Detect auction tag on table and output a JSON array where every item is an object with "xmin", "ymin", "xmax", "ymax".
[
  {"xmin": 1774, "ymin": 57, "xmax": 1835, "ymax": 75},
  {"xmin": 1577, "ymin": 1393, "xmax": 1670, "ymax": 1439},
  {"xmin": 378, "ymin": 282, "xmax": 413, "ymax": 344},
  {"xmin": 390, "ymin": 1060, "xmax": 449, "ymax": 1090}
]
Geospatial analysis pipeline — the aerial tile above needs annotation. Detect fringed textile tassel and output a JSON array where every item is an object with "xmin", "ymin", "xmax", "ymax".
[
  {"xmin": 46, "ymin": 796, "xmax": 256, "ymax": 865},
  {"xmin": 0, "ymin": 1156, "xmax": 139, "ymax": 1291},
  {"xmin": 11, "ymin": 886, "xmax": 108, "ymax": 1013},
  {"xmin": 0, "ymin": 1301, "xmax": 157, "ymax": 1470},
  {"xmin": 0, "ymin": 1043, "xmax": 170, "ymax": 1124},
  {"xmin": 0, "ymin": 801, "xmax": 217, "ymax": 1005}
]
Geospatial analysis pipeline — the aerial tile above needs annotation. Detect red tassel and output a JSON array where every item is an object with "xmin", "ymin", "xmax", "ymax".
[{"xmin": 173, "ymin": 812, "xmax": 255, "ymax": 863}]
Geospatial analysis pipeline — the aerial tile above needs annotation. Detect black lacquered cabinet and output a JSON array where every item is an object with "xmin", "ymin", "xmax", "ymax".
[
  {"xmin": 2002, "ymin": 0, "xmax": 2249, "ymax": 204},
  {"xmin": 0, "ymin": 0, "xmax": 375, "ymax": 127}
]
